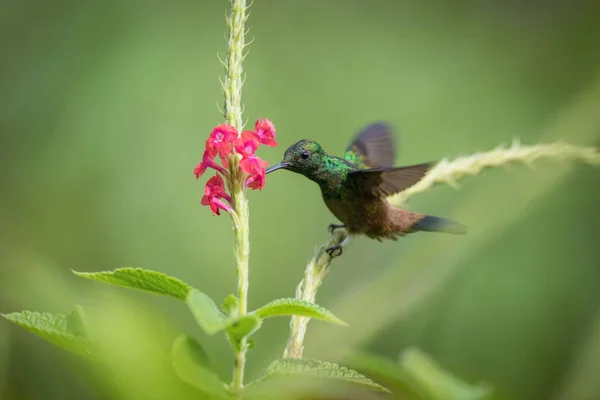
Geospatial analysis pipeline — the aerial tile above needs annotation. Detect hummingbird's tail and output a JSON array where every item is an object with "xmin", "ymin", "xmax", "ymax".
[{"xmin": 412, "ymin": 215, "xmax": 467, "ymax": 235}]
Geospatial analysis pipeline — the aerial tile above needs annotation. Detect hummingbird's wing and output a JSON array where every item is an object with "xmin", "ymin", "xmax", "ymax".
[
  {"xmin": 344, "ymin": 122, "xmax": 396, "ymax": 168},
  {"xmin": 348, "ymin": 162, "xmax": 432, "ymax": 197}
]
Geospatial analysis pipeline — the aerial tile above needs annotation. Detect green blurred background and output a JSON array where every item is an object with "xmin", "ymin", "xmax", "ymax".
[{"xmin": 1, "ymin": 1, "xmax": 600, "ymax": 399}]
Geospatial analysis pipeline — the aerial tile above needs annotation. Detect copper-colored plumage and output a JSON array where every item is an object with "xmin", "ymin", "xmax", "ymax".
[
  {"xmin": 323, "ymin": 191, "xmax": 427, "ymax": 241},
  {"xmin": 266, "ymin": 122, "xmax": 466, "ymax": 245}
]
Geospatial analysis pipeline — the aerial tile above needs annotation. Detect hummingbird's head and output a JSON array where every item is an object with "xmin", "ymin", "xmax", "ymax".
[{"xmin": 265, "ymin": 139, "xmax": 326, "ymax": 176}]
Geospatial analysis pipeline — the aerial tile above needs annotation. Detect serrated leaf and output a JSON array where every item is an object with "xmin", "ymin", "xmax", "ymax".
[
  {"xmin": 171, "ymin": 335, "xmax": 229, "ymax": 399},
  {"xmin": 265, "ymin": 358, "xmax": 390, "ymax": 393},
  {"xmin": 254, "ymin": 298, "xmax": 347, "ymax": 326},
  {"xmin": 245, "ymin": 375, "xmax": 385, "ymax": 400},
  {"xmin": 347, "ymin": 352, "xmax": 425, "ymax": 398},
  {"xmin": 186, "ymin": 289, "xmax": 228, "ymax": 335},
  {"xmin": 74, "ymin": 267, "xmax": 191, "ymax": 300},
  {"xmin": 399, "ymin": 348, "xmax": 492, "ymax": 400},
  {"xmin": 2, "ymin": 309, "xmax": 93, "ymax": 359}
]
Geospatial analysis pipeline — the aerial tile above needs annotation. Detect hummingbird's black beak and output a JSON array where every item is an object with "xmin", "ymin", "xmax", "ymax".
[{"xmin": 265, "ymin": 162, "xmax": 289, "ymax": 174}]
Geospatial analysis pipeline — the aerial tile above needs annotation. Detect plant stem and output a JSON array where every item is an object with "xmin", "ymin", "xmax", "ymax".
[
  {"xmin": 230, "ymin": 179, "xmax": 249, "ymax": 393},
  {"xmin": 284, "ymin": 228, "xmax": 348, "ymax": 358},
  {"xmin": 221, "ymin": 0, "xmax": 249, "ymax": 393},
  {"xmin": 388, "ymin": 140, "xmax": 600, "ymax": 206}
]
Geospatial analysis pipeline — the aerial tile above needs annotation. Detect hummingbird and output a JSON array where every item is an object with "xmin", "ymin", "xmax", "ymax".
[{"xmin": 265, "ymin": 122, "xmax": 466, "ymax": 256}]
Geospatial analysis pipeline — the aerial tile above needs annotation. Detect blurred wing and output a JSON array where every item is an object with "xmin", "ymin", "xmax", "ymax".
[
  {"xmin": 344, "ymin": 122, "xmax": 396, "ymax": 168},
  {"xmin": 348, "ymin": 162, "xmax": 432, "ymax": 197}
]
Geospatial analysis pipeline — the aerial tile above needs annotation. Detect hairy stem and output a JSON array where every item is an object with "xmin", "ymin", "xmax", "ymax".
[
  {"xmin": 284, "ymin": 228, "xmax": 348, "ymax": 358},
  {"xmin": 230, "ymin": 183, "xmax": 249, "ymax": 392},
  {"xmin": 389, "ymin": 140, "xmax": 600, "ymax": 205},
  {"xmin": 221, "ymin": 0, "xmax": 249, "ymax": 393}
]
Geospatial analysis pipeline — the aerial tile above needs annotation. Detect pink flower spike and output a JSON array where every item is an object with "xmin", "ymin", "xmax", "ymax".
[
  {"xmin": 254, "ymin": 118, "xmax": 277, "ymax": 147},
  {"xmin": 245, "ymin": 169, "xmax": 266, "ymax": 191},
  {"xmin": 239, "ymin": 154, "xmax": 269, "ymax": 176},
  {"xmin": 201, "ymin": 175, "xmax": 233, "ymax": 216},
  {"xmin": 206, "ymin": 124, "xmax": 238, "ymax": 158},
  {"xmin": 234, "ymin": 130, "xmax": 260, "ymax": 156},
  {"xmin": 194, "ymin": 150, "xmax": 227, "ymax": 179}
]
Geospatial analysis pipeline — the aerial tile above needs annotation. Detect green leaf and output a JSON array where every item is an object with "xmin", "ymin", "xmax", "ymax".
[
  {"xmin": 226, "ymin": 314, "xmax": 262, "ymax": 351},
  {"xmin": 399, "ymin": 348, "xmax": 492, "ymax": 400},
  {"xmin": 347, "ymin": 352, "xmax": 425, "ymax": 398},
  {"xmin": 186, "ymin": 289, "xmax": 228, "ymax": 335},
  {"xmin": 265, "ymin": 358, "xmax": 390, "ymax": 393},
  {"xmin": 1, "ymin": 309, "xmax": 93, "ymax": 359},
  {"xmin": 227, "ymin": 314, "xmax": 262, "ymax": 339},
  {"xmin": 221, "ymin": 294, "xmax": 239, "ymax": 317},
  {"xmin": 254, "ymin": 298, "xmax": 347, "ymax": 326},
  {"xmin": 66, "ymin": 305, "xmax": 88, "ymax": 337},
  {"xmin": 348, "ymin": 350, "xmax": 493, "ymax": 400},
  {"xmin": 73, "ymin": 267, "xmax": 191, "ymax": 300},
  {"xmin": 171, "ymin": 335, "xmax": 229, "ymax": 399}
]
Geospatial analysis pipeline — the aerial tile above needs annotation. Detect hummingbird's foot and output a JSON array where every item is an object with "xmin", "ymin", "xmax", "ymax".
[
  {"xmin": 326, "ymin": 245, "xmax": 344, "ymax": 258},
  {"xmin": 328, "ymin": 224, "xmax": 346, "ymax": 234},
  {"xmin": 325, "ymin": 235, "xmax": 350, "ymax": 259}
]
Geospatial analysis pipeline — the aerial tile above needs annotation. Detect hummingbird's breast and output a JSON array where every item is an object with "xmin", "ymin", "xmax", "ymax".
[
  {"xmin": 321, "ymin": 186, "xmax": 394, "ymax": 240},
  {"xmin": 321, "ymin": 184, "xmax": 426, "ymax": 240}
]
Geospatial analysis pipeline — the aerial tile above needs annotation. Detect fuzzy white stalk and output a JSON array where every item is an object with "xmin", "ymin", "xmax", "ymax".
[
  {"xmin": 222, "ymin": 0, "xmax": 247, "ymax": 131},
  {"xmin": 284, "ymin": 228, "xmax": 347, "ymax": 358},
  {"xmin": 390, "ymin": 140, "xmax": 600, "ymax": 205},
  {"xmin": 285, "ymin": 139, "xmax": 599, "ymax": 359},
  {"xmin": 220, "ymin": 0, "xmax": 250, "ymax": 393}
]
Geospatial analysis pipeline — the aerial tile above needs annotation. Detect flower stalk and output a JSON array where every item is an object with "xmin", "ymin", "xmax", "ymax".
[
  {"xmin": 205, "ymin": 0, "xmax": 278, "ymax": 390},
  {"xmin": 222, "ymin": 0, "xmax": 247, "ymax": 131},
  {"xmin": 222, "ymin": 0, "xmax": 249, "ymax": 393}
]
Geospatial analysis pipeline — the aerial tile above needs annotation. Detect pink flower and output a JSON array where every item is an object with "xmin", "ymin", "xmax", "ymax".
[
  {"xmin": 194, "ymin": 150, "xmax": 227, "ymax": 179},
  {"xmin": 245, "ymin": 169, "xmax": 266, "ymax": 190},
  {"xmin": 206, "ymin": 124, "xmax": 238, "ymax": 158},
  {"xmin": 194, "ymin": 118, "xmax": 278, "ymax": 212},
  {"xmin": 234, "ymin": 129, "xmax": 269, "ymax": 191},
  {"xmin": 201, "ymin": 175, "xmax": 233, "ymax": 216},
  {"xmin": 239, "ymin": 153, "xmax": 268, "ymax": 176},
  {"xmin": 254, "ymin": 118, "xmax": 277, "ymax": 147},
  {"xmin": 234, "ymin": 131, "xmax": 260, "ymax": 156}
]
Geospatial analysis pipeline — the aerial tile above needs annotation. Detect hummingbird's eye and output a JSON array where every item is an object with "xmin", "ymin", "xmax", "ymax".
[{"xmin": 300, "ymin": 150, "xmax": 311, "ymax": 160}]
